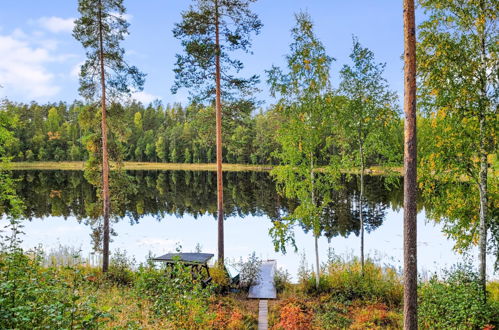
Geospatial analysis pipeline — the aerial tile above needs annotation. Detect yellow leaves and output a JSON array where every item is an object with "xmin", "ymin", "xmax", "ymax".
[
  {"xmin": 475, "ymin": 16, "xmax": 486, "ymax": 29},
  {"xmin": 430, "ymin": 89, "xmax": 439, "ymax": 96},
  {"xmin": 303, "ymin": 59, "xmax": 311, "ymax": 71},
  {"xmin": 47, "ymin": 131, "xmax": 61, "ymax": 141}
]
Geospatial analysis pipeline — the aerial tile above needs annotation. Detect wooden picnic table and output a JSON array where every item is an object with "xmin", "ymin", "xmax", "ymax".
[{"xmin": 152, "ymin": 252, "xmax": 214, "ymax": 286}]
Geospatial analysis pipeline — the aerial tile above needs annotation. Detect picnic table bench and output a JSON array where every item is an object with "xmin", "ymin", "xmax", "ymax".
[{"xmin": 152, "ymin": 252, "xmax": 214, "ymax": 286}]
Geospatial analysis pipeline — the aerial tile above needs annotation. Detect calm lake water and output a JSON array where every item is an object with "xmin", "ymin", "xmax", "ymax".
[{"xmin": 3, "ymin": 170, "xmax": 496, "ymax": 280}]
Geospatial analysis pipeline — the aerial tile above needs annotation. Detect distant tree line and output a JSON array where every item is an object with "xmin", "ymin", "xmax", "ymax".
[{"xmin": 0, "ymin": 98, "xmax": 403, "ymax": 166}]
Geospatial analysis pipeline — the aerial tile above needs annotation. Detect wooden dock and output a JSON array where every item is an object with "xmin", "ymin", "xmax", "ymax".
[
  {"xmin": 248, "ymin": 260, "xmax": 277, "ymax": 299},
  {"xmin": 258, "ymin": 300, "xmax": 268, "ymax": 330}
]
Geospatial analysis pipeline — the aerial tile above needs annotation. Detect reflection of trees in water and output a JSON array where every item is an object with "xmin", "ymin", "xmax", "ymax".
[
  {"xmin": 8, "ymin": 171, "xmax": 403, "ymax": 241},
  {"xmin": 299, "ymin": 175, "xmax": 402, "ymax": 240}
]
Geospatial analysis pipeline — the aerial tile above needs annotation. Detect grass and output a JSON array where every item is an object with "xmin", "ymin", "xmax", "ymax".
[{"xmin": 8, "ymin": 161, "xmax": 403, "ymax": 175}]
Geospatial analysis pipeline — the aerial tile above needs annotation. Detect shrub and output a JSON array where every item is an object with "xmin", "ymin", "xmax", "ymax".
[
  {"xmin": 105, "ymin": 249, "xmax": 135, "ymax": 286},
  {"xmin": 418, "ymin": 264, "xmax": 494, "ymax": 329},
  {"xmin": 299, "ymin": 255, "xmax": 403, "ymax": 306},
  {"xmin": 134, "ymin": 262, "xmax": 214, "ymax": 328},
  {"xmin": 0, "ymin": 248, "xmax": 111, "ymax": 329},
  {"xmin": 273, "ymin": 299, "xmax": 313, "ymax": 330},
  {"xmin": 314, "ymin": 298, "xmax": 352, "ymax": 329},
  {"xmin": 210, "ymin": 264, "xmax": 230, "ymax": 292},
  {"xmin": 274, "ymin": 267, "xmax": 292, "ymax": 293},
  {"xmin": 349, "ymin": 303, "xmax": 402, "ymax": 329},
  {"xmin": 209, "ymin": 296, "xmax": 257, "ymax": 329},
  {"xmin": 235, "ymin": 252, "xmax": 262, "ymax": 290}
]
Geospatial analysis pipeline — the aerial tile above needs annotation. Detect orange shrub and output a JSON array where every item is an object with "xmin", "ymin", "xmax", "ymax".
[
  {"xmin": 349, "ymin": 303, "xmax": 401, "ymax": 329},
  {"xmin": 274, "ymin": 300, "xmax": 313, "ymax": 330}
]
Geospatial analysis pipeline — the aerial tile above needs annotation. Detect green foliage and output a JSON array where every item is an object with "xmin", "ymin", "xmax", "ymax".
[
  {"xmin": 172, "ymin": 0, "xmax": 262, "ymax": 102},
  {"xmin": 418, "ymin": 264, "xmax": 497, "ymax": 329},
  {"xmin": 105, "ymin": 249, "xmax": 136, "ymax": 286},
  {"xmin": 338, "ymin": 37, "xmax": 400, "ymax": 170},
  {"xmin": 234, "ymin": 251, "xmax": 262, "ymax": 290},
  {"xmin": 0, "ymin": 102, "xmax": 24, "ymax": 219},
  {"xmin": 267, "ymin": 12, "xmax": 340, "ymax": 257},
  {"xmin": 274, "ymin": 267, "xmax": 292, "ymax": 294},
  {"xmin": 73, "ymin": 0, "xmax": 145, "ymax": 101},
  {"xmin": 417, "ymin": 0, "xmax": 498, "ymax": 270},
  {"xmin": 299, "ymin": 254, "xmax": 403, "ymax": 307},
  {"xmin": 135, "ymin": 262, "xmax": 215, "ymax": 327},
  {"xmin": 0, "ymin": 248, "xmax": 111, "ymax": 329}
]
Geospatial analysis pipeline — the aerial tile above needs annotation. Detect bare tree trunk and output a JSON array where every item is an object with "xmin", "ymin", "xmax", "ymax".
[
  {"xmin": 215, "ymin": 0, "xmax": 224, "ymax": 265},
  {"xmin": 359, "ymin": 144, "xmax": 365, "ymax": 273},
  {"xmin": 311, "ymin": 153, "xmax": 319, "ymax": 289},
  {"xmin": 478, "ymin": 114, "xmax": 488, "ymax": 296},
  {"xmin": 98, "ymin": 0, "xmax": 110, "ymax": 273},
  {"xmin": 478, "ymin": 0, "xmax": 488, "ymax": 297},
  {"xmin": 403, "ymin": 0, "xmax": 417, "ymax": 328},
  {"xmin": 314, "ymin": 235, "xmax": 320, "ymax": 289}
]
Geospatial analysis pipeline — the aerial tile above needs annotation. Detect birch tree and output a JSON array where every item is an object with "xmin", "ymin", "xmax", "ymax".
[
  {"xmin": 417, "ymin": 0, "xmax": 498, "ymax": 294},
  {"xmin": 267, "ymin": 12, "xmax": 339, "ymax": 289},
  {"xmin": 338, "ymin": 37, "xmax": 400, "ymax": 271}
]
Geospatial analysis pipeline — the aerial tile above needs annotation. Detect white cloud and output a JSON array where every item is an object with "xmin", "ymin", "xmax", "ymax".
[
  {"xmin": 70, "ymin": 61, "xmax": 84, "ymax": 79},
  {"xmin": 0, "ymin": 34, "xmax": 60, "ymax": 98},
  {"xmin": 37, "ymin": 16, "xmax": 75, "ymax": 34},
  {"xmin": 0, "ymin": 29, "xmax": 74, "ymax": 99},
  {"xmin": 132, "ymin": 91, "xmax": 161, "ymax": 104},
  {"xmin": 110, "ymin": 12, "xmax": 133, "ymax": 21}
]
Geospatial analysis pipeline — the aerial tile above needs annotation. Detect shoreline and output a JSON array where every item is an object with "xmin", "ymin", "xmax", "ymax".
[{"xmin": 6, "ymin": 161, "xmax": 403, "ymax": 175}]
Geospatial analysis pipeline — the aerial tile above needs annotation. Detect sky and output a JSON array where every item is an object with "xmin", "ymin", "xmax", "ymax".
[{"xmin": 0, "ymin": 0, "xmax": 425, "ymax": 108}]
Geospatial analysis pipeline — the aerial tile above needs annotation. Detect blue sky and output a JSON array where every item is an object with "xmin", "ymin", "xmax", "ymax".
[{"xmin": 0, "ymin": 1, "xmax": 424, "ymax": 107}]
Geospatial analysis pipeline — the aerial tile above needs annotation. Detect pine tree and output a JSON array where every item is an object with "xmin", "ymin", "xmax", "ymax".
[
  {"xmin": 403, "ymin": 0, "xmax": 417, "ymax": 328},
  {"xmin": 172, "ymin": 0, "xmax": 262, "ymax": 264},
  {"xmin": 73, "ymin": 0, "xmax": 145, "ymax": 272}
]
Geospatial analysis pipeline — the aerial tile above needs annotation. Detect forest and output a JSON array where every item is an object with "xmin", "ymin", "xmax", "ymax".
[{"xmin": 0, "ymin": 91, "xmax": 403, "ymax": 166}]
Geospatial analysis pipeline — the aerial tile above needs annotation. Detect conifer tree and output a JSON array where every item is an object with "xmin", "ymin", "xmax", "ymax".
[
  {"xmin": 73, "ymin": 0, "xmax": 145, "ymax": 272},
  {"xmin": 172, "ymin": 0, "xmax": 262, "ymax": 264}
]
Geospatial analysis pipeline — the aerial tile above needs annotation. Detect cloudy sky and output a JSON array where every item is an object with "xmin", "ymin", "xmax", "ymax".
[{"xmin": 0, "ymin": 1, "xmax": 423, "ymax": 106}]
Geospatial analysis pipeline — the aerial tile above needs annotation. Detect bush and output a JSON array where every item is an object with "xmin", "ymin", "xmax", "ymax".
[
  {"xmin": 235, "ymin": 252, "xmax": 262, "ymax": 290},
  {"xmin": 210, "ymin": 264, "xmax": 230, "ymax": 292},
  {"xmin": 314, "ymin": 298, "xmax": 352, "ymax": 329},
  {"xmin": 210, "ymin": 296, "xmax": 258, "ymax": 329},
  {"xmin": 299, "ymin": 255, "xmax": 403, "ymax": 306},
  {"xmin": 418, "ymin": 264, "xmax": 495, "ymax": 329},
  {"xmin": 273, "ymin": 298, "xmax": 313, "ymax": 330},
  {"xmin": 134, "ymin": 262, "xmax": 215, "ymax": 328},
  {"xmin": 105, "ymin": 249, "xmax": 135, "ymax": 286},
  {"xmin": 274, "ymin": 267, "xmax": 292, "ymax": 293},
  {"xmin": 0, "ymin": 248, "xmax": 111, "ymax": 329},
  {"xmin": 349, "ymin": 302, "xmax": 402, "ymax": 329}
]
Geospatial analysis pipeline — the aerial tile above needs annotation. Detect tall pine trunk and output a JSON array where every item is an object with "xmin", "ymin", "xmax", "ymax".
[
  {"xmin": 98, "ymin": 0, "xmax": 110, "ymax": 273},
  {"xmin": 215, "ymin": 0, "xmax": 224, "ymax": 265},
  {"xmin": 359, "ymin": 144, "xmax": 365, "ymax": 273},
  {"xmin": 403, "ymin": 0, "xmax": 418, "ymax": 328}
]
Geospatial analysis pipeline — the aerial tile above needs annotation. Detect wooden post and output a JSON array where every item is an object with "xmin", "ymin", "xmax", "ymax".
[{"xmin": 403, "ymin": 0, "xmax": 417, "ymax": 328}]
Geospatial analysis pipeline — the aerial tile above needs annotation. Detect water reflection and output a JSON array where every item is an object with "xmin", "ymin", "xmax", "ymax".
[{"xmin": 8, "ymin": 170, "xmax": 404, "ymax": 241}]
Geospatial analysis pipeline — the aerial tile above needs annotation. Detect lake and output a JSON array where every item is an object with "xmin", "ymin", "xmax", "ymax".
[{"xmin": 3, "ymin": 170, "xmax": 495, "ymax": 280}]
